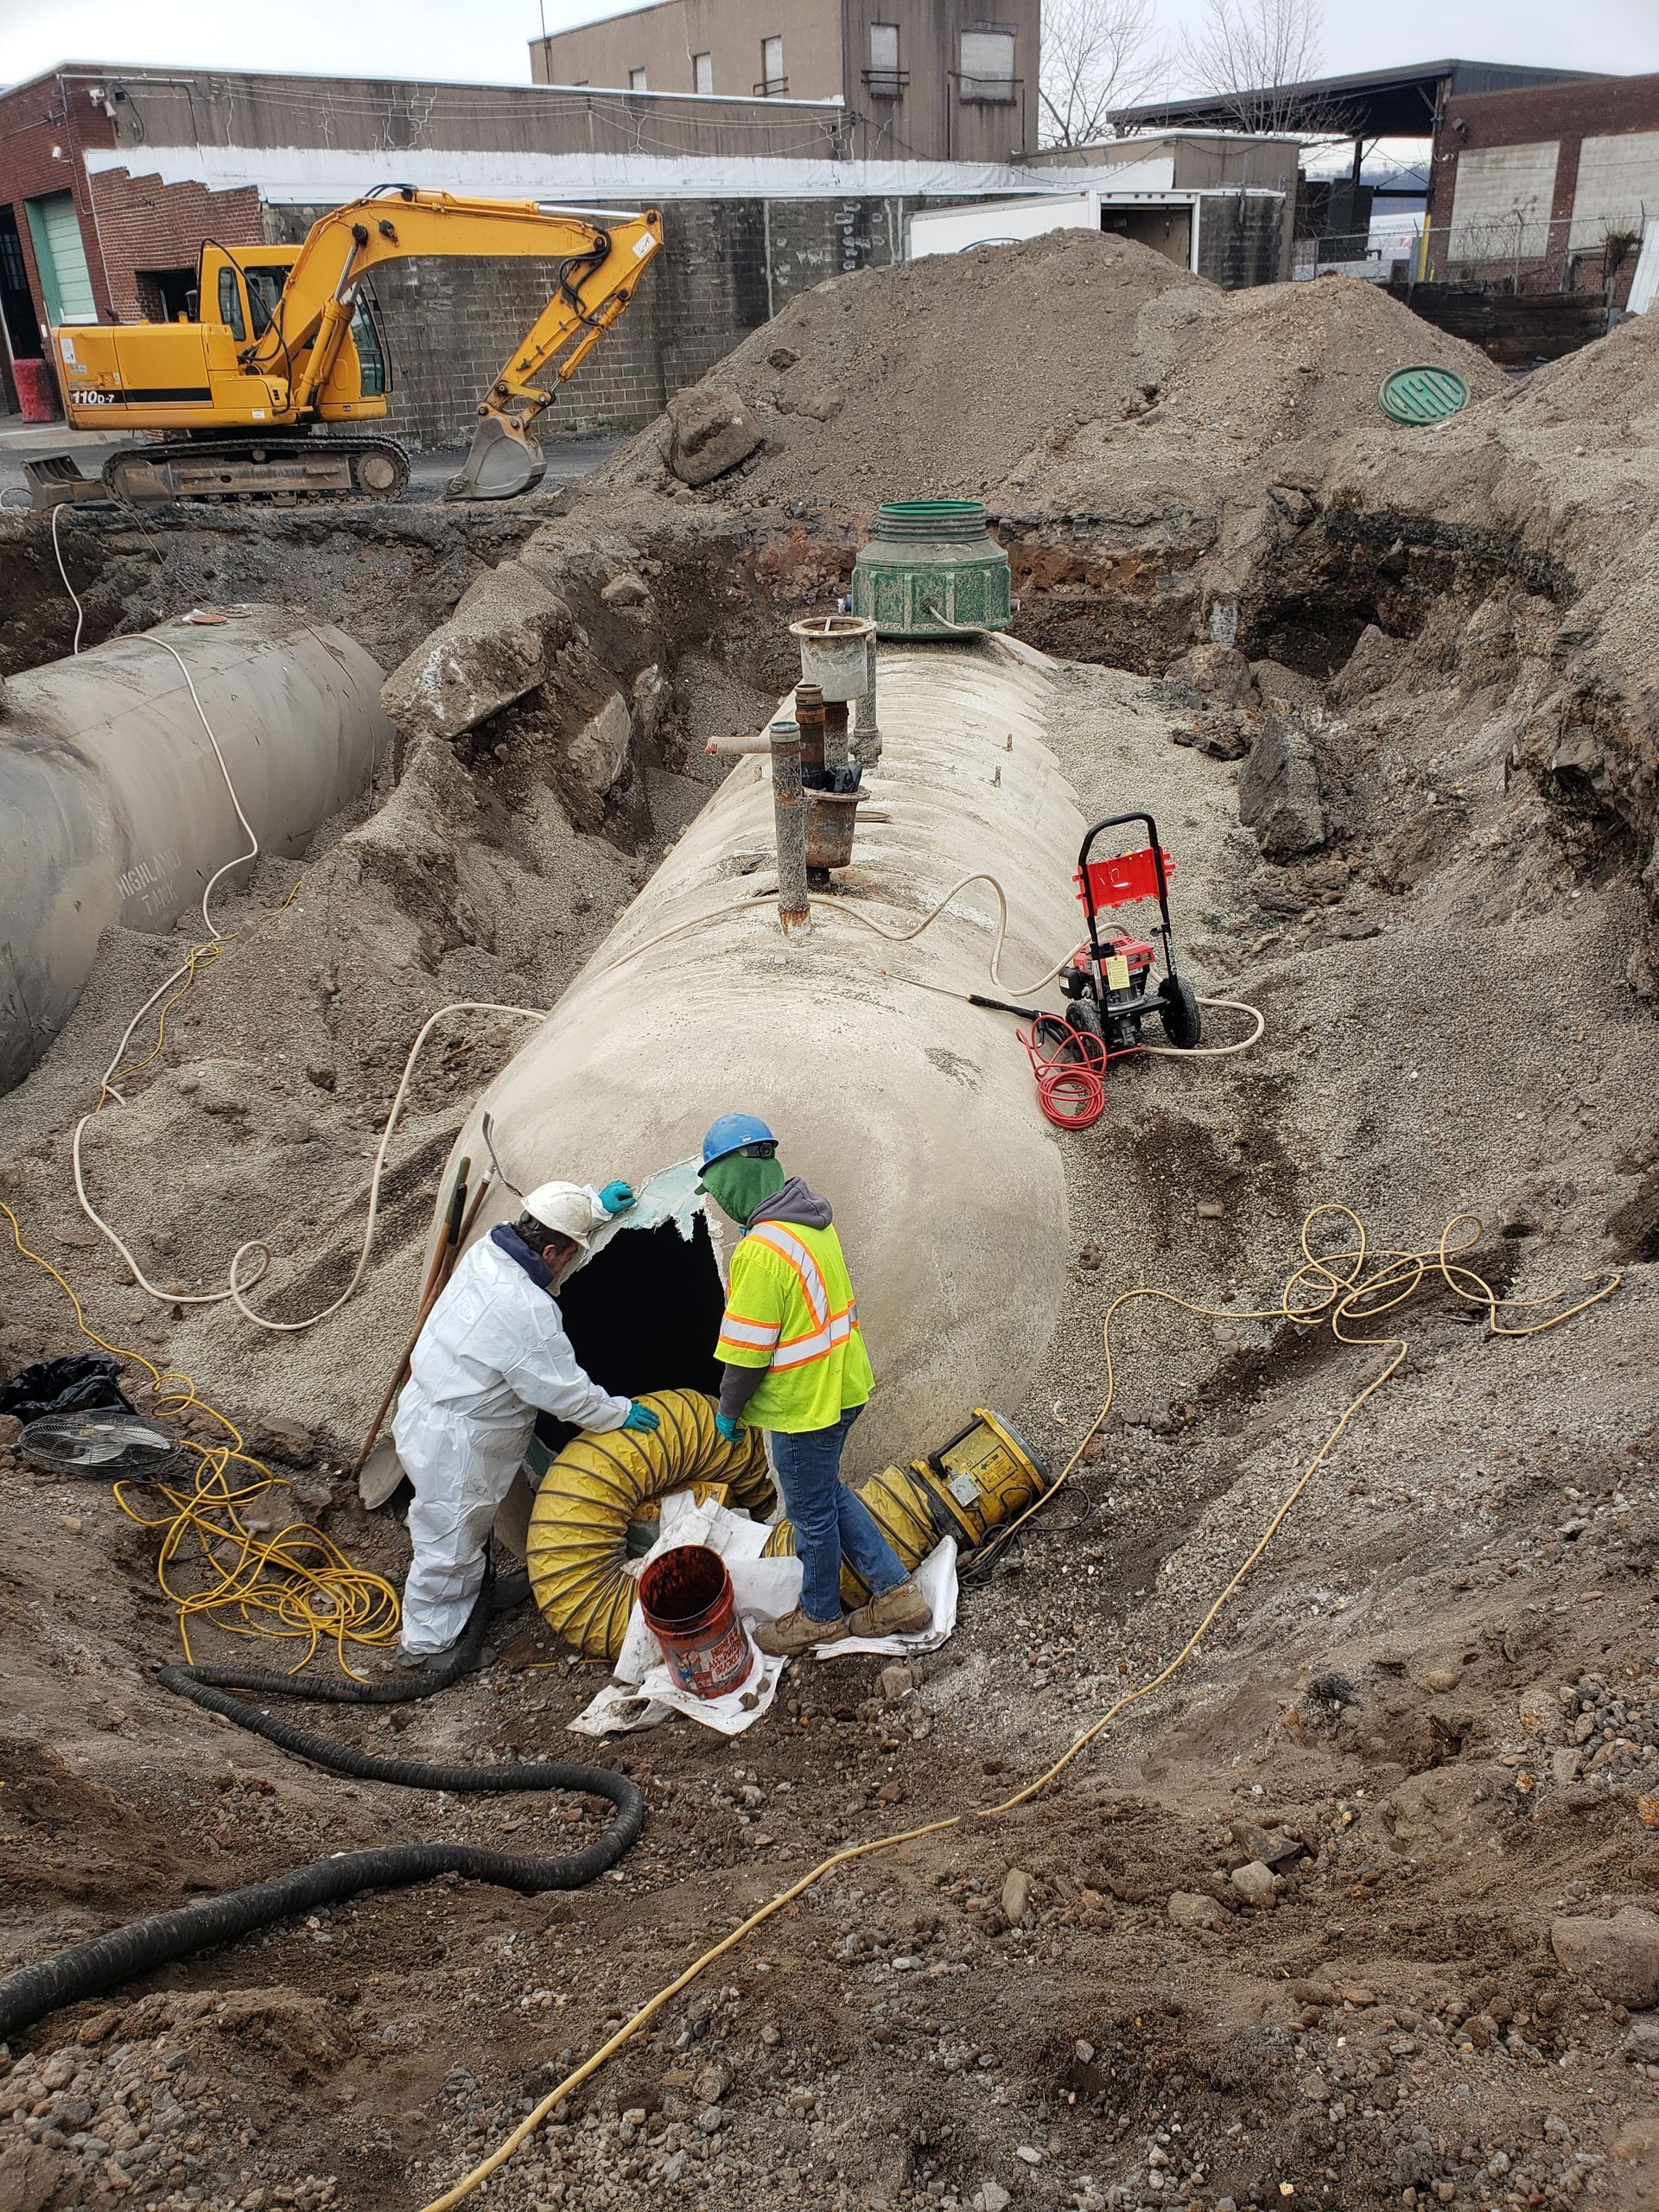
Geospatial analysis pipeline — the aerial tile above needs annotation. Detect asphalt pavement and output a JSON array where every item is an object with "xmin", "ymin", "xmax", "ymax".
[{"xmin": 0, "ymin": 419, "xmax": 623, "ymax": 507}]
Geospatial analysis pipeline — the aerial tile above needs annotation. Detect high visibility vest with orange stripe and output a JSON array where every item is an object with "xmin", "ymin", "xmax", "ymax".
[{"xmin": 715, "ymin": 1215, "xmax": 874, "ymax": 1434}]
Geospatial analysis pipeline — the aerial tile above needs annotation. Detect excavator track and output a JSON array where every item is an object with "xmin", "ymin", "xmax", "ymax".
[{"xmin": 99, "ymin": 435, "xmax": 411, "ymax": 508}]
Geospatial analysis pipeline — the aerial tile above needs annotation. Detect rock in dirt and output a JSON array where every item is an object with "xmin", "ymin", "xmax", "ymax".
[
  {"xmin": 1251, "ymin": 658, "xmax": 1325, "ymax": 715},
  {"xmin": 1230, "ymin": 1859, "xmax": 1277, "ymax": 1906},
  {"xmin": 1238, "ymin": 715, "xmax": 1325, "ymax": 858},
  {"xmin": 1552, "ymin": 1906, "xmax": 1659, "ymax": 2007},
  {"xmin": 1168, "ymin": 1890, "xmax": 1227, "ymax": 1931},
  {"xmin": 0, "ymin": 2144, "xmax": 73, "ymax": 2212},
  {"xmin": 559, "ymin": 690, "xmax": 634, "ymax": 817},
  {"xmin": 667, "ymin": 385, "xmax": 764, "ymax": 486},
  {"xmin": 879, "ymin": 1662, "xmax": 916, "ymax": 1704},
  {"xmin": 973, "ymin": 2186, "xmax": 1012, "ymax": 2212},
  {"xmin": 238, "ymin": 1414, "xmax": 320, "ymax": 1468},
  {"xmin": 382, "ymin": 562, "xmax": 572, "ymax": 740},
  {"xmin": 600, "ymin": 573, "xmax": 651, "ymax": 607},
  {"xmin": 1331, "ymin": 621, "xmax": 1400, "ymax": 709},
  {"xmin": 1001, "ymin": 1867, "xmax": 1032, "ymax": 1925},
  {"xmin": 1166, "ymin": 643, "xmax": 1257, "ymax": 705}
]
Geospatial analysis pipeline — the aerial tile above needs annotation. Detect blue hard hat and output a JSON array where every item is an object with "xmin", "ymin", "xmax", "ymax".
[{"xmin": 700, "ymin": 1112, "xmax": 777, "ymax": 1168}]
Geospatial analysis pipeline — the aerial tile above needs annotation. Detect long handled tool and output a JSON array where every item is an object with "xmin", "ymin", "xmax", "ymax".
[{"xmin": 355, "ymin": 1160, "xmax": 492, "ymax": 1505}]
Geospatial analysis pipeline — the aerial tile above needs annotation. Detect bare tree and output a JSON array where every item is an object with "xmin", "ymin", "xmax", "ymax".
[
  {"xmin": 1039, "ymin": 0, "xmax": 1167, "ymax": 149},
  {"xmin": 1179, "ymin": 0, "xmax": 1325, "ymax": 133}
]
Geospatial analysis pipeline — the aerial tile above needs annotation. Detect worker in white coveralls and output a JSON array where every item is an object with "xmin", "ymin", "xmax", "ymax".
[
  {"xmin": 391, "ymin": 1178, "xmax": 659, "ymax": 1663},
  {"xmin": 699, "ymin": 1113, "xmax": 931, "ymax": 1657}
]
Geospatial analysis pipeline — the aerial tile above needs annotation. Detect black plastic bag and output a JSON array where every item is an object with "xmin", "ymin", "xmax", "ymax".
[{"xmin": 0, "ymin": 1355, "xmax": 137, "ymax": 1423}]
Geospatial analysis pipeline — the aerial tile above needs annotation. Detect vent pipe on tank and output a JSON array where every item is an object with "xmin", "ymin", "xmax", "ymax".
[{"xmin": 769, "ymin": 714, "xmax": 810, "ymax": 934}]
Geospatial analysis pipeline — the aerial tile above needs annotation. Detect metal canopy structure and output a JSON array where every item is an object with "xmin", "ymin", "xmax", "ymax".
[{"xmin": 1113, "ymin": 58, "xmax": 1602, "ymax": 142}]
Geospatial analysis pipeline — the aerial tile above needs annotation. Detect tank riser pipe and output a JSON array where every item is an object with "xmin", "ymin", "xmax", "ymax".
[{"xmin": 771, "ymin": 721, "xmax": 810, "ymax": 935}]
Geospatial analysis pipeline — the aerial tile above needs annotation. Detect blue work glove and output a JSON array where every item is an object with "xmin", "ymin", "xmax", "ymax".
[
  {"xmin": 599, "ymin": 1179, "xmax": 636, "ymax": 1216},
  {"xmin": 621, "ymin": 1401, "xmax": 659, "ymax": 1433},
  {"xmin": 715, "ymin": 1414, "xmax": 744, "ymax": 1443}
]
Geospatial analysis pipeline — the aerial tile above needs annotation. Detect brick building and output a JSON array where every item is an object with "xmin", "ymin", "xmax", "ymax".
[
  {"xmin": 530, "ymin": 0, "xmax": 1042, "ymax": 166},
  {"xmin": 1427, "ymin": 70, "xmax": 1659, "ymax": 295}
]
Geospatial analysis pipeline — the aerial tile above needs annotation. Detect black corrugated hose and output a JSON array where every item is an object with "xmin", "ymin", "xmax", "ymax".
[{"xmin": 0, "ymin": 1567, "xmax": 643, "ymax": 2041}]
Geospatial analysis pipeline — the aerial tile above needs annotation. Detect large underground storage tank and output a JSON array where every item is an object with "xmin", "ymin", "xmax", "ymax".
[
  {"xmin": 437, "ymin": 642, "xmax": 1086, "ymax": 1482},
  {"xmin": 1, "ymin": 607, "xmax": 391, "ymax": 1091}
]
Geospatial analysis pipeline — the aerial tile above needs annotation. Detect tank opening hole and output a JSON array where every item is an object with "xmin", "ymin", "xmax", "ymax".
[{"xmin": 535, "ymin": 1212, "xmax": 726, "ymax": 1458}]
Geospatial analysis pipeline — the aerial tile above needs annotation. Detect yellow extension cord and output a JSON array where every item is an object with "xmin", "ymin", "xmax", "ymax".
[
  {"xmin": 416, "ymin": 1205, "xmax": 1619, "ymax": 2212},
  {"xmin": 2, "ymin": 1202, "xmax": 401, "ymax": 1674}
]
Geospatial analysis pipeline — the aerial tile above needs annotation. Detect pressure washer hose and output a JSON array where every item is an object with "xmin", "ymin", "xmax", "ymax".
[{"xmin": 0, "ymin": 1573, "xmax": 644, "ymax": 2043}]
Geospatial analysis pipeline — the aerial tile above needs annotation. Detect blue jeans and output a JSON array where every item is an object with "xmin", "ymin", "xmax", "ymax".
[{"xmin": 768, "ymin": 1407, "xmax": 907, "ymax": 1623}]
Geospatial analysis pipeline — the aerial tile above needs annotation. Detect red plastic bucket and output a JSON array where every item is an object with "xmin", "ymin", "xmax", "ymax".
[{"xmin": 638, "ymin": 1543, "xmax": 751, "ymax": 1698}]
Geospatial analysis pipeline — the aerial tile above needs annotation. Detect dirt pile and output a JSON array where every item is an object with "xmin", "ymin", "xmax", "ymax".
[
  {"xmin": 1281, "ymin": 307, "xmax": 1659, "ymax": 992},
  {"xmin": 594, "ymin": 232, "xmax": 1497, "ymax": 524}
]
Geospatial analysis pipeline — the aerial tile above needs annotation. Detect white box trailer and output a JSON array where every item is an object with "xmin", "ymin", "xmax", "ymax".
[
  {"xmin": 906, "ymin": 172, "xmax": 1281, "ymax": 280},
  {"xmin": 906, "ymin": 188, "xmax": 1110, "ymax": 256}
]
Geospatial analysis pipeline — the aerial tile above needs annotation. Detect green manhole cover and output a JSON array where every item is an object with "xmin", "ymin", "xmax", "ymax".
[{"xmin": 1379, "ymin": 365, "xmax": 1471, "ymax": 425}]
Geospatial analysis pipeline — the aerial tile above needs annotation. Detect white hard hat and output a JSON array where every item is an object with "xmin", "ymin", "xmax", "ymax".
[{"xmin": 521, "ymin": 1181, "xmax": 601, "ymax": 1248}]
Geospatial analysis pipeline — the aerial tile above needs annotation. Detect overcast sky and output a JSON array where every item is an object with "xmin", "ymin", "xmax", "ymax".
[{"xmin": 5, "ymin": 0, "xmax": 1659, "ymax": 98}]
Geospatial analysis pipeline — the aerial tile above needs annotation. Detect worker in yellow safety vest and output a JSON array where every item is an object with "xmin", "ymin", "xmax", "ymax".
[{"xmin": 698, "ymin": 1113, "xmax": 931, "ymax": 1656}]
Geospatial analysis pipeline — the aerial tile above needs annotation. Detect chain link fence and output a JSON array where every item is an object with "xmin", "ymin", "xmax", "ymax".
[{"xmin": 1292, "ymin": 210, "xmax": 1650, "ymax": 302}]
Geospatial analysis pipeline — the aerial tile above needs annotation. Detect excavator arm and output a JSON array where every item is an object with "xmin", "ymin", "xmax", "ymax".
[{"xmin": 250, "ymin": 188, "xmax": 662, "ymax": 499}]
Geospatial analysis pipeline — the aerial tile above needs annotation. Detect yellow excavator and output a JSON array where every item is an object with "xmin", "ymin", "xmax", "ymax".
[{"xmin": 28, "ymin": 186, "xmax": 662, "ymax": 506}]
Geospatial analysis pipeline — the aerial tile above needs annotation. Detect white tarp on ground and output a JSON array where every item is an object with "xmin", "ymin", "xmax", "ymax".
[
  {"xmin": 569, "ymin": 1489, "xmax": 957, "ymax": 1737},
  {"xmin": 82, "ymin": 144, "xmax": 1093, "ymax": 207}
]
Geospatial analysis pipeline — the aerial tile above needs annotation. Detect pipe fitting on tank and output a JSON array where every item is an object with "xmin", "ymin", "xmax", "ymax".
[
  {"xmin": 855, "ymin": 637, "xmax": 881, "ymax": 768},
  {"xmin": 769, "ymin": 715, "xmax": 810, "ymax": 936}
]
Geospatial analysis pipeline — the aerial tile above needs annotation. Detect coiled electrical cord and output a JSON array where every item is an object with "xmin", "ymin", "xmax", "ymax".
[{"xmin": 0, "ymin": 1573, "xmax": 645, "ymax": 2041}]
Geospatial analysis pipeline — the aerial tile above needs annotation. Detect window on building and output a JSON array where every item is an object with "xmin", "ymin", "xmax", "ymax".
[
  {"xmin": 757, "ymin": 35, "xmax": 785, "ymax": 95},
  {"xmin": 958, "ymin": 26, "xmax": 1016, "ymax": 102},
  {"xmin": 629, "ymin": 67, "xmax": 648, "ymax": 91},
  {"xmin": 693, "ymin": 51, "xmax": 713, "ymax": 93},
  {"xmin": 865, "ymin": 22, "xmax": 905, "ymax": 98}
]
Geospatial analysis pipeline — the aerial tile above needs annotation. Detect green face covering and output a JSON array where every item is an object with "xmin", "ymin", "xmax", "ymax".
[{"xmin": 700, "ymin": 1151, "xmax": 785, "ymax": 1226}]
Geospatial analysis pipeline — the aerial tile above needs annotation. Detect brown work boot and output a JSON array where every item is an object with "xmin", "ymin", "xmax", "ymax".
[
  {"xmin": 753, "ymin": 1605, "xmax": 847, "ymax": 1657},
  {"xmin": 847, "ymin": 1579, "xmax": 931, "ymax": 1638}
]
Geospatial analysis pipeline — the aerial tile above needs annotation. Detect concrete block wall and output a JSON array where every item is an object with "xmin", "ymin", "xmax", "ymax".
[
  {"xmin": 1198, "ymin": 195, "xmax": 1289, "ymax": 289},
  {"xmin": 269, "ymin": 194, "xmax": 919, "ymax": 449}
]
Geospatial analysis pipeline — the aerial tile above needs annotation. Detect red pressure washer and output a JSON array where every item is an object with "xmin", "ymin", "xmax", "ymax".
[
  {"xmin": 1062, "ymin": 811, "xmax": 1202, "ymax": 1052},
  {"xmin": 1016, "ymin": 812, "xmax": 1202, "ymax": 1129}
]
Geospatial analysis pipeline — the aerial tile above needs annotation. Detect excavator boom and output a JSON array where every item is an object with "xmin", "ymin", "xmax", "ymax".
[{"xmin": 33, "ymin": 188, "xmax": 662, "ymax": 508}]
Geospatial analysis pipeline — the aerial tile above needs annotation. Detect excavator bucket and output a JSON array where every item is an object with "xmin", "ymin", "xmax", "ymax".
[{"xmin": 445, "ymin": 414, "xmax": 548, "ymax": 501}]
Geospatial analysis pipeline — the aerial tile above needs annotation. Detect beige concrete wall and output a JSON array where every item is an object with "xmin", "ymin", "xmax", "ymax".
[
  {"xmin": 535, "ymin": 0, "xmax": 846, "ymax": 103},
  {"xmin": 535, "ymin": 0, "xmax": 1039, "ymax": 160},
  {"xmin": 1033, "ymin": 133, "xmax": 1299, "ymax": 195},
  {"xmin": 1570, "ymin": 130, "xmax": 1659, "ymax": 252},
  {"xmin": 1446, "ymin": 140, "xmax": 1561, "ymax": 261}
]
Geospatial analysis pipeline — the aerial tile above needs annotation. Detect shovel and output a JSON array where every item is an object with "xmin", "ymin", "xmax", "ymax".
[{"xmin": 355, "ymin": 1160, "xmax": 492, "ymax": 1509}]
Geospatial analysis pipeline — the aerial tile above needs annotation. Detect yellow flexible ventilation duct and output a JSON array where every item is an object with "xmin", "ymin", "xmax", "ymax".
[
  {"xmin": 527, "ymin": 1397, "xmax": 1044, "ymax": 1660},
  {"xmin": 525, "ymin": 1390, "xmax": 774, "ymax": 1662}
]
